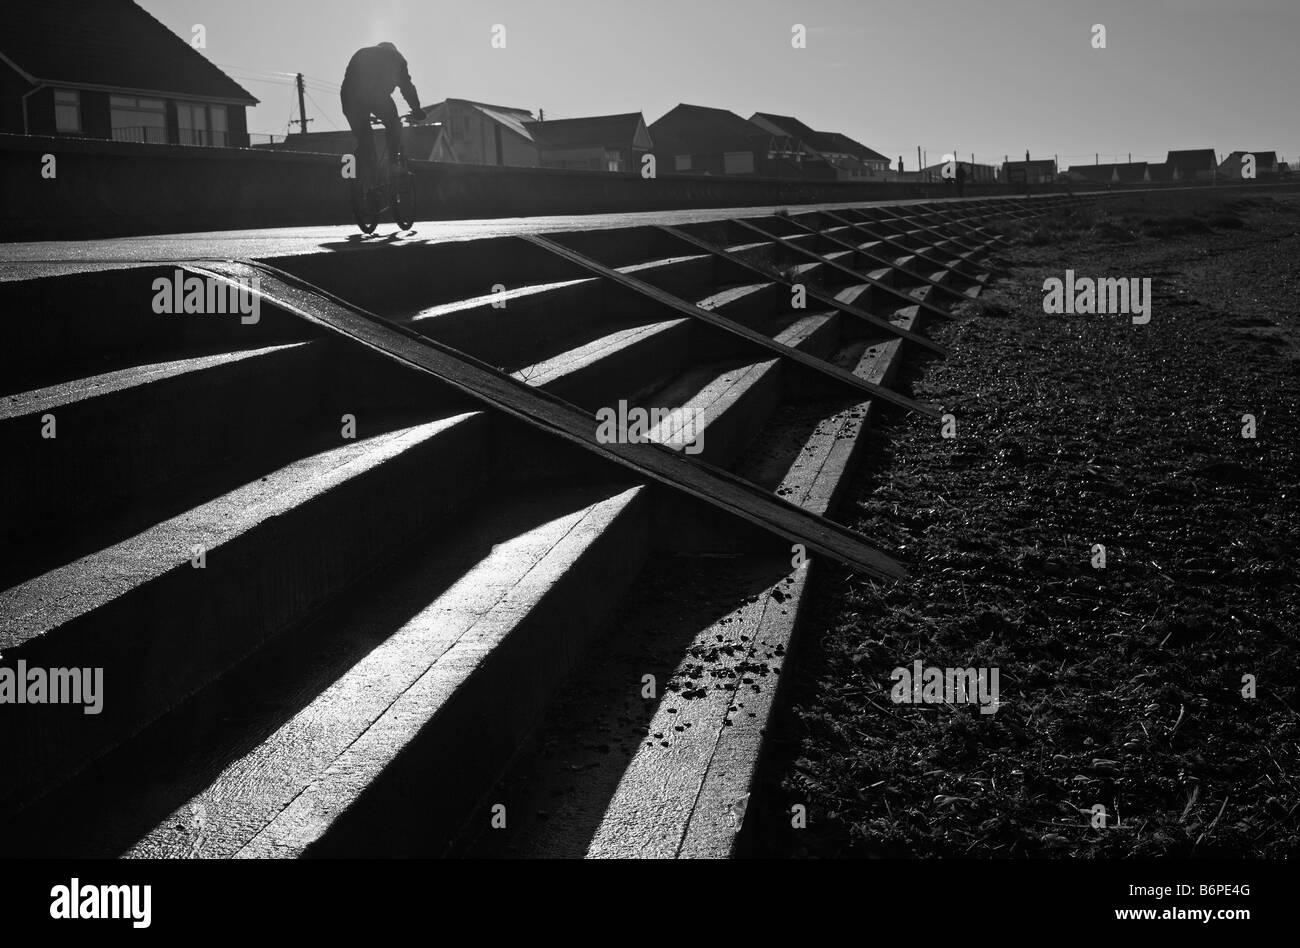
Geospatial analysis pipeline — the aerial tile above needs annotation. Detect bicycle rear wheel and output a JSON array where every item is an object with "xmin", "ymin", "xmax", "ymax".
[
  {"xmin": 391, "ymin": 165, "xmax": 417, "ymax": 230},
  {"xmin": 350, "ymin": 176, "xmax": 380, "ymax": 234}
]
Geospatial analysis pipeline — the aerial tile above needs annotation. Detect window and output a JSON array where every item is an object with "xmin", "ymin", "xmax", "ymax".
[
  {"xmin": 176, "ymin": 103, "xmax": 205, "ymax": 145},
  {"xmin": 110, "ymin": 95, "xmax": 166, "ymax": 143},
  {"xmin": 723, "ymin": 151, "xmax": 754, "ymax": 174},
  {"xmin": 54, "ymin": 89, "xmax": 81, "ymax": 133},
  {"xmin": 674, "ymin": 154, "xmax": 691, "ymax": 171},
  {"xmin": 210, "ymin": 105, "xmax": 227, "ymax": 146},
  {"xmin": 177, "ymin": 102, "xmax": 228, "ymax": 146}
]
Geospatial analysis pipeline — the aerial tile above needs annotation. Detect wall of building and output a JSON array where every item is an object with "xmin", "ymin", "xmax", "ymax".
[
  {"xmin": 665, "ymin": 151, "xmax": 752, "ymax": 175},
  {"xmin": 0, "ymin": 62, "xmax": 32, "ymax": 134},
  {"xmin": 431, "ymin": 104, "xmax": 539, "ymax": 167},
  {"xmin": 23, "ymin": 87, "xmax": 55, "ymax": 135},
  {"xmin": 540, "ymin": 145, "xmax": 608, "ymax": 170},
  {"xmin": 1, "ymin": 131, "xmax": 1033, "ymax": 240},
  {"xmin": 227, "ymin": 108, "xmax": 249, "ymax": 149},
  {"xmin": 78, "ymin": 91, "xmax": 113, "ymax": 139}
]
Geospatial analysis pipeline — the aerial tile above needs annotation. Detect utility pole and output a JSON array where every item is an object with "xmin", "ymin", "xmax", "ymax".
[
  {"xmin": 539, "ymin": 108, "xmax": 545, "ymax": 121},
  {"xmin": 917, "ymin": 146, "xmax": 922, "ymax": 176},
  {"xmin": 293, "ymin": 73, "xmax": 312, "ymax": 134}
]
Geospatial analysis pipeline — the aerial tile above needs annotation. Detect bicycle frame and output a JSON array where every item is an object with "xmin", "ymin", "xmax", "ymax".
[{"xmin": 348, "ymin": 110, "xmax": 424, "ymax": 233}]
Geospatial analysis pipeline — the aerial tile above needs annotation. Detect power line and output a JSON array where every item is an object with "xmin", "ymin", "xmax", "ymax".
[
  {"xmin": 216, "ymin": 62, "xmax": 299, "ymax": 81},
  {"xmin": 218, "ymin": 63, "xmax": 341, "ymax": 100},
  {"xmin": 301, "ymin": 74, "xmax": 341, "ymax": 91},
  {"xmin": 284, "ymin": 84, "xmax": 297, "ymax": 135},
  {"xmin": 227, "ymin": 74, "xmax": 296, "ymax": 89},
  {"xmin": 303, "ymin": 89, "xmax": 340, "ymax": 131}
]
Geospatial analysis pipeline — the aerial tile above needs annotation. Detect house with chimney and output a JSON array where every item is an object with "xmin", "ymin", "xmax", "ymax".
[
  {"xmin": 650, "ymin": 103, "xmax": 814, "ymax": 176},
  {"xmin": 748, "ymin": 112, "xmax": 890, "ymax": 179},
  {"xmin": 816, "ymin": 131, "xmax": 891, "ymax": 175},
  {"xmin": 0, "ymin": 0, "xmax": 256, "ymax": 146},
  {"xmin": 922, "ymin": 159, "xmax": 998, "ymax": 184},
  {"xmin": 528, "ymin": 113, "xmax": 652, "ymax": 172},
  {"xmin": 1000, "ymin": 158, "xmax": 1058, "ymax": 185}
]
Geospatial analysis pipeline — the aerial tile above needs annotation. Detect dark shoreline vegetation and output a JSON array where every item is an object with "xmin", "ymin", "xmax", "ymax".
[{"xmin": 756, "ymin": 188, "xmax": 1300, "ymax": 858}]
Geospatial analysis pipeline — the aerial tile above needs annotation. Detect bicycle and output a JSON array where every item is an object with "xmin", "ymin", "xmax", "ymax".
[{"xmin": 349, "ymin": 111, "xmax": 423, "ymax": 233}]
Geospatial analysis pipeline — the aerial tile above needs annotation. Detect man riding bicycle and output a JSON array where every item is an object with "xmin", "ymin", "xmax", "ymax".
[{"xmin": 341, "ymin": 42, "xmax": 425, "ymax": 195}]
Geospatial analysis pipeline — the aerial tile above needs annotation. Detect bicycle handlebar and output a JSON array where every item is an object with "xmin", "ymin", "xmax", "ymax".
[{"xmin": 369, "ymin": 111, "xmax": 432, "ymax": 127}]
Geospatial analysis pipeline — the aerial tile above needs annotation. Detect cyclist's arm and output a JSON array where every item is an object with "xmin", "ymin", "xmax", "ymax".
[{"xmin": 395, "ymin": 57, "xmax": 421, "ymax": 114}]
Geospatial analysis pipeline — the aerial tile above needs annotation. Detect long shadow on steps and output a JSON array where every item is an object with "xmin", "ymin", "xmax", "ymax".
[
  {"xmin": 0, "ymin": 480, "xmax": 627, "ymax": 858},
  {"xmin": 453, "ymin": 553, "xmax": 787, "ymax": 858},
  {"xmin": 0, "ymin": 408, "xmax": 446, "ymax": 593}
]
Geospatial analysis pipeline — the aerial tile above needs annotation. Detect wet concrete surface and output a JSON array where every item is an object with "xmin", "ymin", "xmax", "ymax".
[{"xmin": 0, "ymin": 195, "xmax": 1055, "ymax": 283}]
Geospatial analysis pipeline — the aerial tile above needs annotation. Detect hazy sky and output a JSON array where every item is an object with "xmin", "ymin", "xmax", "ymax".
[{"xmin": 140, "ymin": 0, "xmax": 1299, "ymax": 169}]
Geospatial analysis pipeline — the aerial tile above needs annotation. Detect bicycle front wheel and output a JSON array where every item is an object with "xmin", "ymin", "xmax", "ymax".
[{"xmin": 391, "ymin": 167, "xmax": 417, "ymax": 230}]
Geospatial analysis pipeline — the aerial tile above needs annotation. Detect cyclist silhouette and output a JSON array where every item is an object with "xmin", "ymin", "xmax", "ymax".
[{"xmin": 341, "ymin": 42, "xmax": 425, "ymax": 191}]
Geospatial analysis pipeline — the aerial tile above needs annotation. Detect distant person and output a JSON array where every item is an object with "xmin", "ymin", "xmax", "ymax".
[
  {"xmin": 341, "ymin": 42, "xmax": 425, "ymax": 188},
  {"xmin": 955, "ymin": 163, "xmax": 967, "ymax": 197}
]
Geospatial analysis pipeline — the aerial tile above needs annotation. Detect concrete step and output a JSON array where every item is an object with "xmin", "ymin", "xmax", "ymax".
[
  {"xmin": 0, "ymin": 339, "xmax": 457, "ymax": 562},
  {"xmin": 405, "ymin": 255, "xmax": 718, "ymax": 371},
  {"xmin": 406, "ymin": 277, "xmax": 607, "ymax": 369},
  {"xmin": 453, "ymin": 306, "xmax": 930, "ymax": 859},
  {"xmin": 0, "ymin": 410, "xmax": 491, "ymax": 814},
  {"xmin": 0, "ymin": 266, "xmax": 316, "ymax": 396},
  {"xmin": 516, "ymin": 317, "xmax": 695, "ymax": 409},
  {"xmin": 619, "ymin": 254, "xmax": 718, "ymax": 302},
  {"xmin": 769, "ymin": 311, "xmax": 841, "ymax": 361},
  {"xmin": 0, "ymin": 482, "xmax": 651, "ymax": 858},
  {"xmin": 634, "ymin": 357, "xmax": 784, "ymax": 469}
]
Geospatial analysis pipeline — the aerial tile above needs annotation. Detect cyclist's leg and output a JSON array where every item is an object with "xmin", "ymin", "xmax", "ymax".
[
  {"xmin": 343, "ymin": 99, "xmax": 377, "ymax": 188},
  {"xmin": 373, "ymin": 97, "xmax": 402, "ymax": 168}
]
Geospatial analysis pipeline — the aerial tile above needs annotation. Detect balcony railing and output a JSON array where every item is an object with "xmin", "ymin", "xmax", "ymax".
[
  {"xmin": 111, "ymin": 125, "xmax": 167, "ymax": 144},
  {"xmin": 178, "ymin": 128, "xmax": 228, "ymax": 147},
  {"xmin": 108, "ymin": 126, "xmax": 230, "ymax": 146}
]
